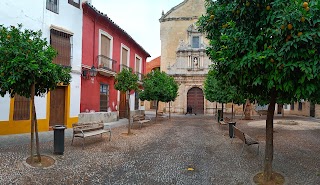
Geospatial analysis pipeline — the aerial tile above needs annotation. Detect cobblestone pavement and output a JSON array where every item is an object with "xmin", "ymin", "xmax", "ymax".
[{"xmin": 0, "ymin": 115, "xmax": 319, "ymax": 185}]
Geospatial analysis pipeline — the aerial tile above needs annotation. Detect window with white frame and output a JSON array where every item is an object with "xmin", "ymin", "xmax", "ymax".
[
  {"xmin": 121, "ymin": 44, "xmax": 130, "ymax": 70},
  {"xmin": 46, "ymin": 0, "xmax": 59, "ymax": 13},
  {"xmin": 99, "ymin": 30, "xmax": 113, "ymax": 69},
  {"xmin": 135, "ymin": 55, "xmax": 142, "ymax": 80}
]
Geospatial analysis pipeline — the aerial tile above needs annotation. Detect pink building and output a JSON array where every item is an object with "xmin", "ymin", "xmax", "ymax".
[{"xmin": 81, "ymin": 2, "xmax": 150, "ymax": 118}]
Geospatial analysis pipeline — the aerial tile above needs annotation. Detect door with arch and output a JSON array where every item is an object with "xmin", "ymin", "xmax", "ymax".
[{"xmin": 187, "ymin": 87, "xmax": 204, "ymax": 114}]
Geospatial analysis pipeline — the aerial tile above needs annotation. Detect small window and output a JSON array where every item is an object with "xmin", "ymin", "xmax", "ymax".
[
  {"xmin": 46, "ymin": 0, "xmax": 59, "ymax": 14},
  {"xmin": 298, "ymin": 102, "xmax": 302, "ymax": 111},
  {"xmin": 68, "ymin": 0, "xmax": 80, "ymax": 8},
  {"xmin": 192, "ymin": 36, "xmax": 200, "ymax": 48},
  {"xmin": 290, "ymin": 103, "xmax": 294, "ymax": 110}
]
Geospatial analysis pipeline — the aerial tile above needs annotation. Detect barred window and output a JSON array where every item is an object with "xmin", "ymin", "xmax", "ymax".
[
  {"xmin": 100, "ymin": 84, "xmax": 109, "ymax": 112},
  {"xmin": 46, "ymin": 0, "xmax": 59, "ymax": 14},
  {"xmin": 13, "ymin": 95, "xmax": 30, "ymax": 120},
  {"xmin": 50, "ymin": 29, "xmax": 72, "ymax": 67}
]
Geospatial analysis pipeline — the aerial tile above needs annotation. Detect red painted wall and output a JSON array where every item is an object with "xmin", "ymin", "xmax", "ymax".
[{"xmin": 81, "ymin": 3, "xmax": 150, "ymax": 113}]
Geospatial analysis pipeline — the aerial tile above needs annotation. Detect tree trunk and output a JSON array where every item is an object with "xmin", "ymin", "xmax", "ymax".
[
  {"xmin": 221, "ymin": 103, "xmax": 224, "ymax": 119},
  {"xmin": 33, "ymin": 102, "xmax": 41, "ymax": 162},
  {"xmin": 30, "ymin": 84, "xmax": 35, "ymax": 164},
  {"xmin": 231, "ymin": 102, "xmax": 234, "ymax": 120},
  {"xmin": 264, "ymin": 89, "xmax": 277, "ymax": 182},
  {"xmin": 244, "ymin": 99, "xmax": 251, "ymax": 120},
  {"xmin": 215, "ymin": 102, "xmax": 218, "ymax": 117},
  {"xmin": 155, "ymin": 100, "xmax": 159, "ymax": 123},
  {"xmin": 126, "ymin": 91, "xmax": 131, "ymax": 135},
  {"xmin": 169, "ymin": 102, "xmax": 171, "ymax": 119}
]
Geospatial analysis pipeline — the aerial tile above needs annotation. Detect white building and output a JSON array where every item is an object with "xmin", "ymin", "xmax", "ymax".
[{"xmin": 0, "ymin": 0, "xmax": 83, "ymax": 135}]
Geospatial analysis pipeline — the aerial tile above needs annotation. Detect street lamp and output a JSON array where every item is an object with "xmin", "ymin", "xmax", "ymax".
[{"xmin": 89, "ymin": 65, "xmax": 97, "ymax": 77}]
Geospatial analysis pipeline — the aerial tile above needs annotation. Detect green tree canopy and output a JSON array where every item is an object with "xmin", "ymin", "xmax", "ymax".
[
  {"xmin": 198, "ymin": 0, "xmax": 320, "ymax": 182},
  {"xmin": 114, "ymin": 67, "xmax": 139, "ymax": 134},
  {"xmin": 139, "ymin": 69, "xmax": 178, "ymax": 118},
  {"xmin": 0, "ymin": 24, "xmax": 71, "ymax": 98},
  {"xmin": 0, "ymin": 24, "xmax": 71, "ymax": 164},
  {"xmin": 139, "ymin": 69, "xmax": 178, "ymax": 103},
  {"xmin": 204, "ymin": 69, "xmax": 245, "ymax": 104},
  {"xmin": 114, "ymin": 68, "xmax": 139, "ymax": 93}
]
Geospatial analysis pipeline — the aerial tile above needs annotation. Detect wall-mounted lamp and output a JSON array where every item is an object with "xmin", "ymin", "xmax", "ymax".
[
  {"xmin": 82, "ymin": 65, "xmax": 98, "ymax": 79},
  {"xmin": 89, "ymin": 65, "xmax": 97, "ymax": 77},
  {"xmin": 82, "ymin": 65, "xmax": 98, "ymax": 83}
]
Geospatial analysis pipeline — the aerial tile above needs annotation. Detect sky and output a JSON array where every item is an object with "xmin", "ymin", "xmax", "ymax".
[{"xmin": 91, "ymin": 0, "xmax": 183, "ymax": 61}]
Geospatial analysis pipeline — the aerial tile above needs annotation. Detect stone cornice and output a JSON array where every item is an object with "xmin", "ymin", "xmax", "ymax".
[
  {"xmin": 159, "ymin": 0, "xmax": 188, "ymax": 22},
  {"xmin": 160, "ymin": 16, "xmax": 199, "ymax": 22}
]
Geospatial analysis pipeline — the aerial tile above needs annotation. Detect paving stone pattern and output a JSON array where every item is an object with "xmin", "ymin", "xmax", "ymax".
[{"xmin": 0, "ymin": 115, "xmax": 319, "ymax": 184}]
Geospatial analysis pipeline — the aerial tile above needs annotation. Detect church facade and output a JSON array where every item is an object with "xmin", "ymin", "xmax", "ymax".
[{"xmin": 159, "ymin": 0, "xmax": 215, "ymax": 114}]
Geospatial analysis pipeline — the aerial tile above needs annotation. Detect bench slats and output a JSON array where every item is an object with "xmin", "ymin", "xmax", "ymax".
[
  {"xmin": 232, "ymin": 126, "xmax": 259, "ymax": 155},
  {"xmin": 74, "ymin": 130, "xmax": 108, "ymax": 138},
  {"xmin": 71, "ymin": 122, "xmax": 111, "ymax": 149},
  {"xmin": 219, "ymin": 117, "xmax": 231, "ymax": 126},
  {"xmin": 132, "ymin": 115, "xmax": 151, "ymax": 128}
]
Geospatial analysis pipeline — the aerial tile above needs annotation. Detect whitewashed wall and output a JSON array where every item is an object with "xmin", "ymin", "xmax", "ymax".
[
  {"xmin": 0, "ymin": 94, "xmax": 11, "ymax": 121},
  {"xmin": 0, "ymin": 0, "xmax": 82, "ymax": 120}
]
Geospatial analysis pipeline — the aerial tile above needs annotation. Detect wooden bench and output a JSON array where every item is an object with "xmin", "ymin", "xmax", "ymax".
[
  {"xmin": 231, "ymin": 126, "xmax": 259, "ymax": 155},
  {"xmin": 71, "ymin": 122, "xmax": 111, "ymax": 149},
  {"xmin": 256, "ymin": 110, "xmax": 268, "ymax": 117},
  {"xmin": 132, "ymin": 114, "xmax": 151, "ymax": 128},
  {"xmin": 157, "ymin": 111, "xmax": 167, "ymax": 118},
  {"xmin": 219, "ymin": 117, "xmax": 231, "ymax": 125}
]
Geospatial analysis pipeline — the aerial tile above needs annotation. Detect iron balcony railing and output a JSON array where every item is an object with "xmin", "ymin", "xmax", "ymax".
[
  {"xmin": 135, "ymin": 72, "xmax": 144, "ymax": 82},
  {"xmin": 120, "ymin": 64, "xmax": 130, "ymax": 71},
  {"xmin": 97, "ymin": 55, "xmax": 117, "ymax": 72}
]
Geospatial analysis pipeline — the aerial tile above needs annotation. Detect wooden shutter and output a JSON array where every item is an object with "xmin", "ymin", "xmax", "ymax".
[
  {"xmin": 13, "ymin": 95, "xmax": 30, "ymax": 120},
  {"xmin": 122, "ymin": 48, "xmax": 128, "ymax": 66},
  {"xmin": 135, "ymin": 57, "xmax": 141, "ymax": 72},
  {"xmin": 101, "ymin": 35, "xmax": 111, "ymax": 58},
  {"xmin": 50, "ymin": 29, "xmax": 71, "ymax": 66}
]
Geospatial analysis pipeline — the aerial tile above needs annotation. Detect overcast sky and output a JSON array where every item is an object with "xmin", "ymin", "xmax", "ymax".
[{"xmin": 91, "ymin": 0, "xmax": 183, "ymax": 61}]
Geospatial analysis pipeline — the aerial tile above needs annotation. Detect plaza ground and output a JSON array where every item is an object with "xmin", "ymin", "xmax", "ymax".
[{"xmin": 0, "ymin": 112, "xmax": 319, "ymax": 184}]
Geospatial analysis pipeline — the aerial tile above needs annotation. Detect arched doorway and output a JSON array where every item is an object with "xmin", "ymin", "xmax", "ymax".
[{"xmin": 187, "ymin": 87, "xmax": 204, "ymax": 114}]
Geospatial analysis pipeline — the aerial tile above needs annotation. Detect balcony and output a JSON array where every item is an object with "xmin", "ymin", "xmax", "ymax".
[
  {"xmin": 120, "ymin": 64, "xmax": 130, "ymax": 71},
  {"xmin": 97, "ymin": 55, "xmax": 117, "ymax": 77},
  {"xmin": 136, "ymin": 72, "xmax": 144, "ymax": 82}
]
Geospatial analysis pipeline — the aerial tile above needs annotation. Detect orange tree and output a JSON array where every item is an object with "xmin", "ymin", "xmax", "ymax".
[
  {"xmin": 204, "ymin": 69, "xmax": 246, "ymax": 119},
  {"xmin": 0, "ymin": 24, "xmax": 71, "ymax": 163},
  {"xmin": 198, "ymin": 0, "xmax": 320, "ymax": 182},
  {"xmin": 114, "ymin": 68, "xmax": 139, "ymax": 134},
  {"xmin": 139, "ymin": 69, "xmax": 178, "ymax": 121}
]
